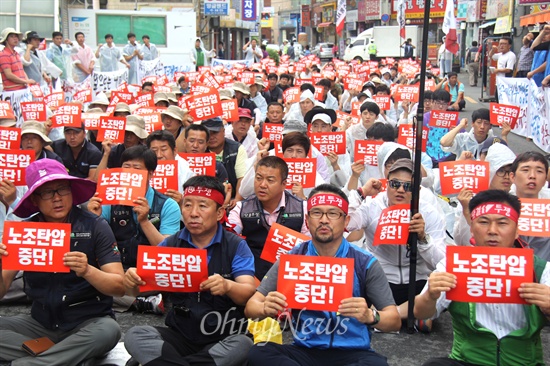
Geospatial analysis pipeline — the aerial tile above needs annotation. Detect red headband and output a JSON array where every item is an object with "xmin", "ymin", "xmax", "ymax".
[
  {"xmin": 184, "ymin": 186, "xmax": 225, "ymax": 206},
  {"xmin": 307, "ymin": 193, "xmax": 348, "ymax": 214},
  {"xmin": 470, "ymin": 202, "xmax": 519, "ymax": 223}
]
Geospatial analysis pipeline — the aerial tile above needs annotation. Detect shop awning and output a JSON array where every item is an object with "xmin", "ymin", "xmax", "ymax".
[
  {"xmin": 317, "ymin": 22, "xmax": 334, "ymax": 28},
  {"xmin": 520, "ymin": 9, "xmax": 550, "ymax": 27},
  {"xmin": 479, "ymin": 20, "xmax": 496, "ymax": 29}
]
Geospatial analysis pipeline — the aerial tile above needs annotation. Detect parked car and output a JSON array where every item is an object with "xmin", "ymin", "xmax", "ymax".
[{"xmin": 312, "ymin": 43, "xmax": 334, "ymax": 60}]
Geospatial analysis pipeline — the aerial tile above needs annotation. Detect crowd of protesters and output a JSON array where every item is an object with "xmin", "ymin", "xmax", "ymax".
[{"xmin": 0, "ymin": 25, "xmax": 549, "ymax": 366}]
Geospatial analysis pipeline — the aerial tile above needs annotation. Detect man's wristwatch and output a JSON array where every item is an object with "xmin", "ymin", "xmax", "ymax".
[{"xmin": 366, "ymin": 308, "xmax": 380, "ymax": 326}]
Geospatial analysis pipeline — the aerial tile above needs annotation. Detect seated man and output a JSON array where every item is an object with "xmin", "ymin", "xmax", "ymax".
[
  {"xmin": 21, "ymin": 120, "xmax": 63, "ymax": 164},
  {"xmin": 440, "ymin": 108, "xmax": 508, "ymax": 160},
  {"xmin": 414, "ymin": 190, "xmax": 550, "ymax": 366},
  {"xmin": 124, "ymin": 175, "xmax": 256, "ymax": 366},
  {"xmin": 229, "ymin": 156, "xmax": 308, "ymax": 280},
  {"xmin": 88, "ymin": 145, "xmax": 180, "ymax": 269},
  {"xmin": 435, "ymin": 72, "xmax": 465, "ymax": 111},
  {"xmin": 246, "ymin": 184, "xmax": 400, "ymax": 366},
  {"xmin": 0, "ymin": 159, "xmax": 124, "ymax": 365},
  {"xmin": 52, "ymin": 123, "xmax": 102, "ymax": 181}
]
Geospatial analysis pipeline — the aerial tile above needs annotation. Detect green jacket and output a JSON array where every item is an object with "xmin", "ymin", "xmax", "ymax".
[{"xmin": 448, "ymin": 255, "xmax": 547, "ymax": 366}]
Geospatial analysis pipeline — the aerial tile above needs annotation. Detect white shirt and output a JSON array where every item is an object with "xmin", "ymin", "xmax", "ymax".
[
  {"xmin": 141, "ymin": 43, "xmax": 159, "ymax": 61},
  {"xmin": 97, "ymin": 44, "xmax": 123, "ymax": 72},
  {"xmin": 492, "ymin": 51, "xmax": 516, "ymax": 78}
]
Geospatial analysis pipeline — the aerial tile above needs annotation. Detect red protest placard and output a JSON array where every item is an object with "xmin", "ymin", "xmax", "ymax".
[
  {"xmin": 518, "ymin": 198, "xmax": 550, "ymax": 237},
  {"xmin": 44, "ymin": 92, "xmax": 65, "ymax": 108},
  {"xmin": 0, "ymin": 150, "xmax": 35, "ymax": 185},
  {"xmin": 393, "ymin": 84, "xmax": 419, "ymax": 103},
  {"xmin": 142, "ymin": 113, "xmax": 163, "ymax": 134},
  {"xmin": 221, "ymin": 99, "xmax": 239, "ymax": 122},
  {"xmin": 240, "ymin": 72, "xmax": 255, "ymax": 85},
  {"xmin": 294, "ymin": 78, "xmax": 313, "ymax": 87},
  {"xmin": 200, "ymin": 73, "xmax": 222, "ymax": 89},
  {"xmin": 20, "ymin": 101, "xmax": 47, "ymax": 121},
  {"xmin": 0, "ymin": 101, "xmax": 15, "ymax": 120},
  {"xmin": 489, "ymin": 103, "xmax": 520, "ymax": 128},
  {"xmin": 439, "ymin": 161, "xmax": 490, "ymax": 195},
  {"xmin": 261, "ymin": 223, "xmax": 310, "ymax": 264},
  {"xmin": 263, "ymin": 123, "xmax": 284, "ymax": 142},
  {"xmin": 351, "ymin": 101, "xmax": 361, "ymax": 116},
  {"xmin": 82, "ymin": 112, "xmax": 107, "ymax": 131},
  {"xmin": 397, "ymin": 125, "xmax": 428, "ymax": 152},
  {"xmin": 373, "ymin": 95, "xmax": 391, "ymax": 111},
  {"xmin": 52, "ymin": 103, "xmax": 82, "ymax": 128},
  {"xmin": 425, "ymin": 79, "xmax": 436, "ymax": 91},
  {"xmin": 285, "ymin": 158, "xmax": 317, "ymax": 189},
  {"xmin": 29, "ymin": 84, "xmax": 44, "ymax": 98},
  {"xmin": 429, "ymin": 110, "xmax": 459, "ymax": 129},
  {"xmin": 185, "ymin": 88, "xmax": 223, "ymax": 120},
  {"xmin": 141, "ymin": 75, "xmax": 158, "ymax": 85},
  {"xmin": 277, "ymin": 254, "xmax": 354, "ymax": 312},
  {"xmin": 150, "ymin": 160, "xmax": 179, "ymax": 194},
  {"xmin": 116, "ymin": 81, "xmax": 130, "ymax": 92},
  {"xmin": 137, "ymin": 246, "xmax": 209, "ymax": 293},
  {"xmin": 158, "ymin": 75, "xmax": 169, "ymax": 86},
  {"xmin": 185, "ymin": 71, "xmax": 200, "ymax": 83},
  {"xmin": 335, "ymin": 110, "xmax": 360, "ymax": 128},
  {"xmin": 97, "ymin": 116, "xmax": 126, "ymax": 144},
  {"xmin": 97, "ymin": 168, "xmax": 147, "ymax": 206},
  {"xmin": 134, "ymin": 107, "xmax": 158, "ymax": 116},
  {"xmin": 135, "ymin": 93, "xmax": 155, "ymax": 107},
  {"xmin": 178, "ymin": 153, "xmax": 216, "ymax": 177},
  {"xmin": 2, "ymin": 221, "xmax": 71, "ymax": 273},
  {"xmin": 354, "ymin": 140, "xmax": 383, "ymax": 166},
  {"xmin": 111, "ymin": 91, "xmax": 134, "ymax": 105},
  {"xmin": 314, "ymin": 86, "xmax": 324, "ymax": 102},
  {"xmin": 373, "ymin": 204, "xmax": 411, "ymax": 246},
  {"xmin": 0, "ymin": 127, "xmax": 20, "ymax": 150},
  {"xmin": 283, "ymin": 87, "xmax": 300, "ymax": 104},
  {"xmin": 72, "ymin": 89, "xmax": 93, "ymax": 103},
  {"xmin": 310, "ymin": 132, "xmax": 346, "ymax": 155},
  {"xmin": 446, "ymin": 246, "xmax": 533, "ymax": 304},
  {"xmin": 344, "ymin": 77, "xmax": 363, "ymax": 92}
]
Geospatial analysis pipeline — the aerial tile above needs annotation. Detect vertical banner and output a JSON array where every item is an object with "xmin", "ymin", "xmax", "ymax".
[
  {"xmin": 242, "ymin": 0, "xmax": 257, "ymax": 21},
  {"xmin": 336, "ymin": 0, "xmax": 346, "ymax": 36}
]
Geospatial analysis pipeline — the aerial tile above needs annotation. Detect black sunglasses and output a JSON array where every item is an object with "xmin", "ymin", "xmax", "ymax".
[{"xmin": 388, "ymin": 179, "xmax": 413, "ymax": 192}]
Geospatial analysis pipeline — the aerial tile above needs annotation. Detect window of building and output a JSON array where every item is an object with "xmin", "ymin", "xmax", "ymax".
[
  {"xmin": 0, "ymin": 0, "xmax": 56, "ymax": 39},
  {"xmin": 96, "ymin": 14, "xmax": 167, "ymax": 46}
]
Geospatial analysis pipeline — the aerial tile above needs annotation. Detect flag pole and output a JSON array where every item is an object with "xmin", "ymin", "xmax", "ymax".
[{"xmin": 406, "ymin": 0, "xmax": 432, "ymax": 334}]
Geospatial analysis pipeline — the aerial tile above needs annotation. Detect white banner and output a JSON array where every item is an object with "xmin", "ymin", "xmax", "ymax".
[
  {"xmin": 137, "ymin": 59, "xmax": 165, "ymax": 84},
  {"xmin": 92, "ymin": 69, "xmax": 129, "ymax": 93},
  {"xmin": 211, "ymin": 59, "xmax": 253, "ymax": 69},
  {"xmin": 497, "ymin": 77, "xmax": 550, "ymax": 153}
]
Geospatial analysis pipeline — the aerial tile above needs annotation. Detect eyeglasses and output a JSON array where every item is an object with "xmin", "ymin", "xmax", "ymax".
[
  {"xmin": 388, "ymin": 179, "xmax": 413, "ymax": 192},
  {"xmin": 308, "ymin": 210, "xmax": 346, "ymax": 220},
  {"xmin": 432, "ymin": 101, "xmax": 448, "ymax": 108},
  {"xmin": 495, "ymin": 168, "xmax": 512, "ymax": 177},
  {"xmin": 34, "ymin": 185, "xmax": 72, "ymax": 200}
]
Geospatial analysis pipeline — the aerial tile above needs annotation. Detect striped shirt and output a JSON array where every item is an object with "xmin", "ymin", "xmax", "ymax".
[
  {"xmin": 518, "ymin": 45, "xmax": 534, "ymax": 72},
  {"xmin": 0, "ymin": 47, "xmax": 27, "ymax": 91}
]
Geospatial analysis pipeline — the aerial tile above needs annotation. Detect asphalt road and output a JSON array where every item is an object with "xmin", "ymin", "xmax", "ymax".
[{"xmin": 0, "ymin": 71, "xmax": 548, "ymax": 365}]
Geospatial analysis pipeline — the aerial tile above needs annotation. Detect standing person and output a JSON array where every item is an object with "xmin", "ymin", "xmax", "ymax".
[
  {"xmin": 401, "ymin": 38, "xmax": 416, "ymax": 59},
  {"xmin": 46, "ymin": 31, "xmax": 73, "ymax": 84},
  {"xmin": 246, "ymin": 184, "xmax": 401, "ymax": 366},
  {"xmin": 217, "ymin": 41, "xmax": 225, "ymax": 59},
  {"xmin": 414, "ymin": 190, "xmax": 550, "ymax": 366},
  {"xmin": 141, "ymin": 35, "xmax": 158, "ymax": 61},
  {"xmin": 123, "ymin": 175, "xmax": 256, "ymax": 366},
  {"xmin": 122, "ymin": 33, "xmax": 143, "ymax": 85},
  {"xmin": 515, "ymin": 34, "xmax": 534, "ymax": 78},
  {"xmin": 0, "ymin": 158, "xmax": 125, "ymax": 366},
  {"xmin": 368, "ymin": 39, "xmax": 378, "ymax": 61},
  {"xmin": 242, "ymin": 39, "xmax": 263, "ymax": 63},
  {"xmin": 465, "ymin": 41, "xmax": 479, "ymax": 86},
  {"xmin": 488, "ymin": 36, "xmax": 516, "ymax": 102},
  {"xmin": 438, "ymin": 37, "xmax": 453, "ymax": 77},
  {"xmin": 190, "ymin": 38, "xmax": 216, "ymax": 70},
  {"xmin": 0, "ymin": 28, "xmax": 35, "ymax": 127},
  {"xmin": 95, "ymin": 34, "xmax": 130, "ymax": 72},
  {"xmin": 287, "ymin": 41, "xmax": 295, "ymax": 60},
  {"xmin": 71, "ymin": 31, "xmax": 95, "ymax": 83},
  {"xmin": 21, "ymin": 31, "xmax": 50, "ymax": 88}
]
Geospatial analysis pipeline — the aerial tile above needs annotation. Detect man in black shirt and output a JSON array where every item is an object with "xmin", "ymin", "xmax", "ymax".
[
  {"xmin": 52, "ymin": 124, "xmax": 102, "ymax": 180},
  {"xmin": 263, "ymin": 73, "xmax": 283, "ymax": 103}
]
